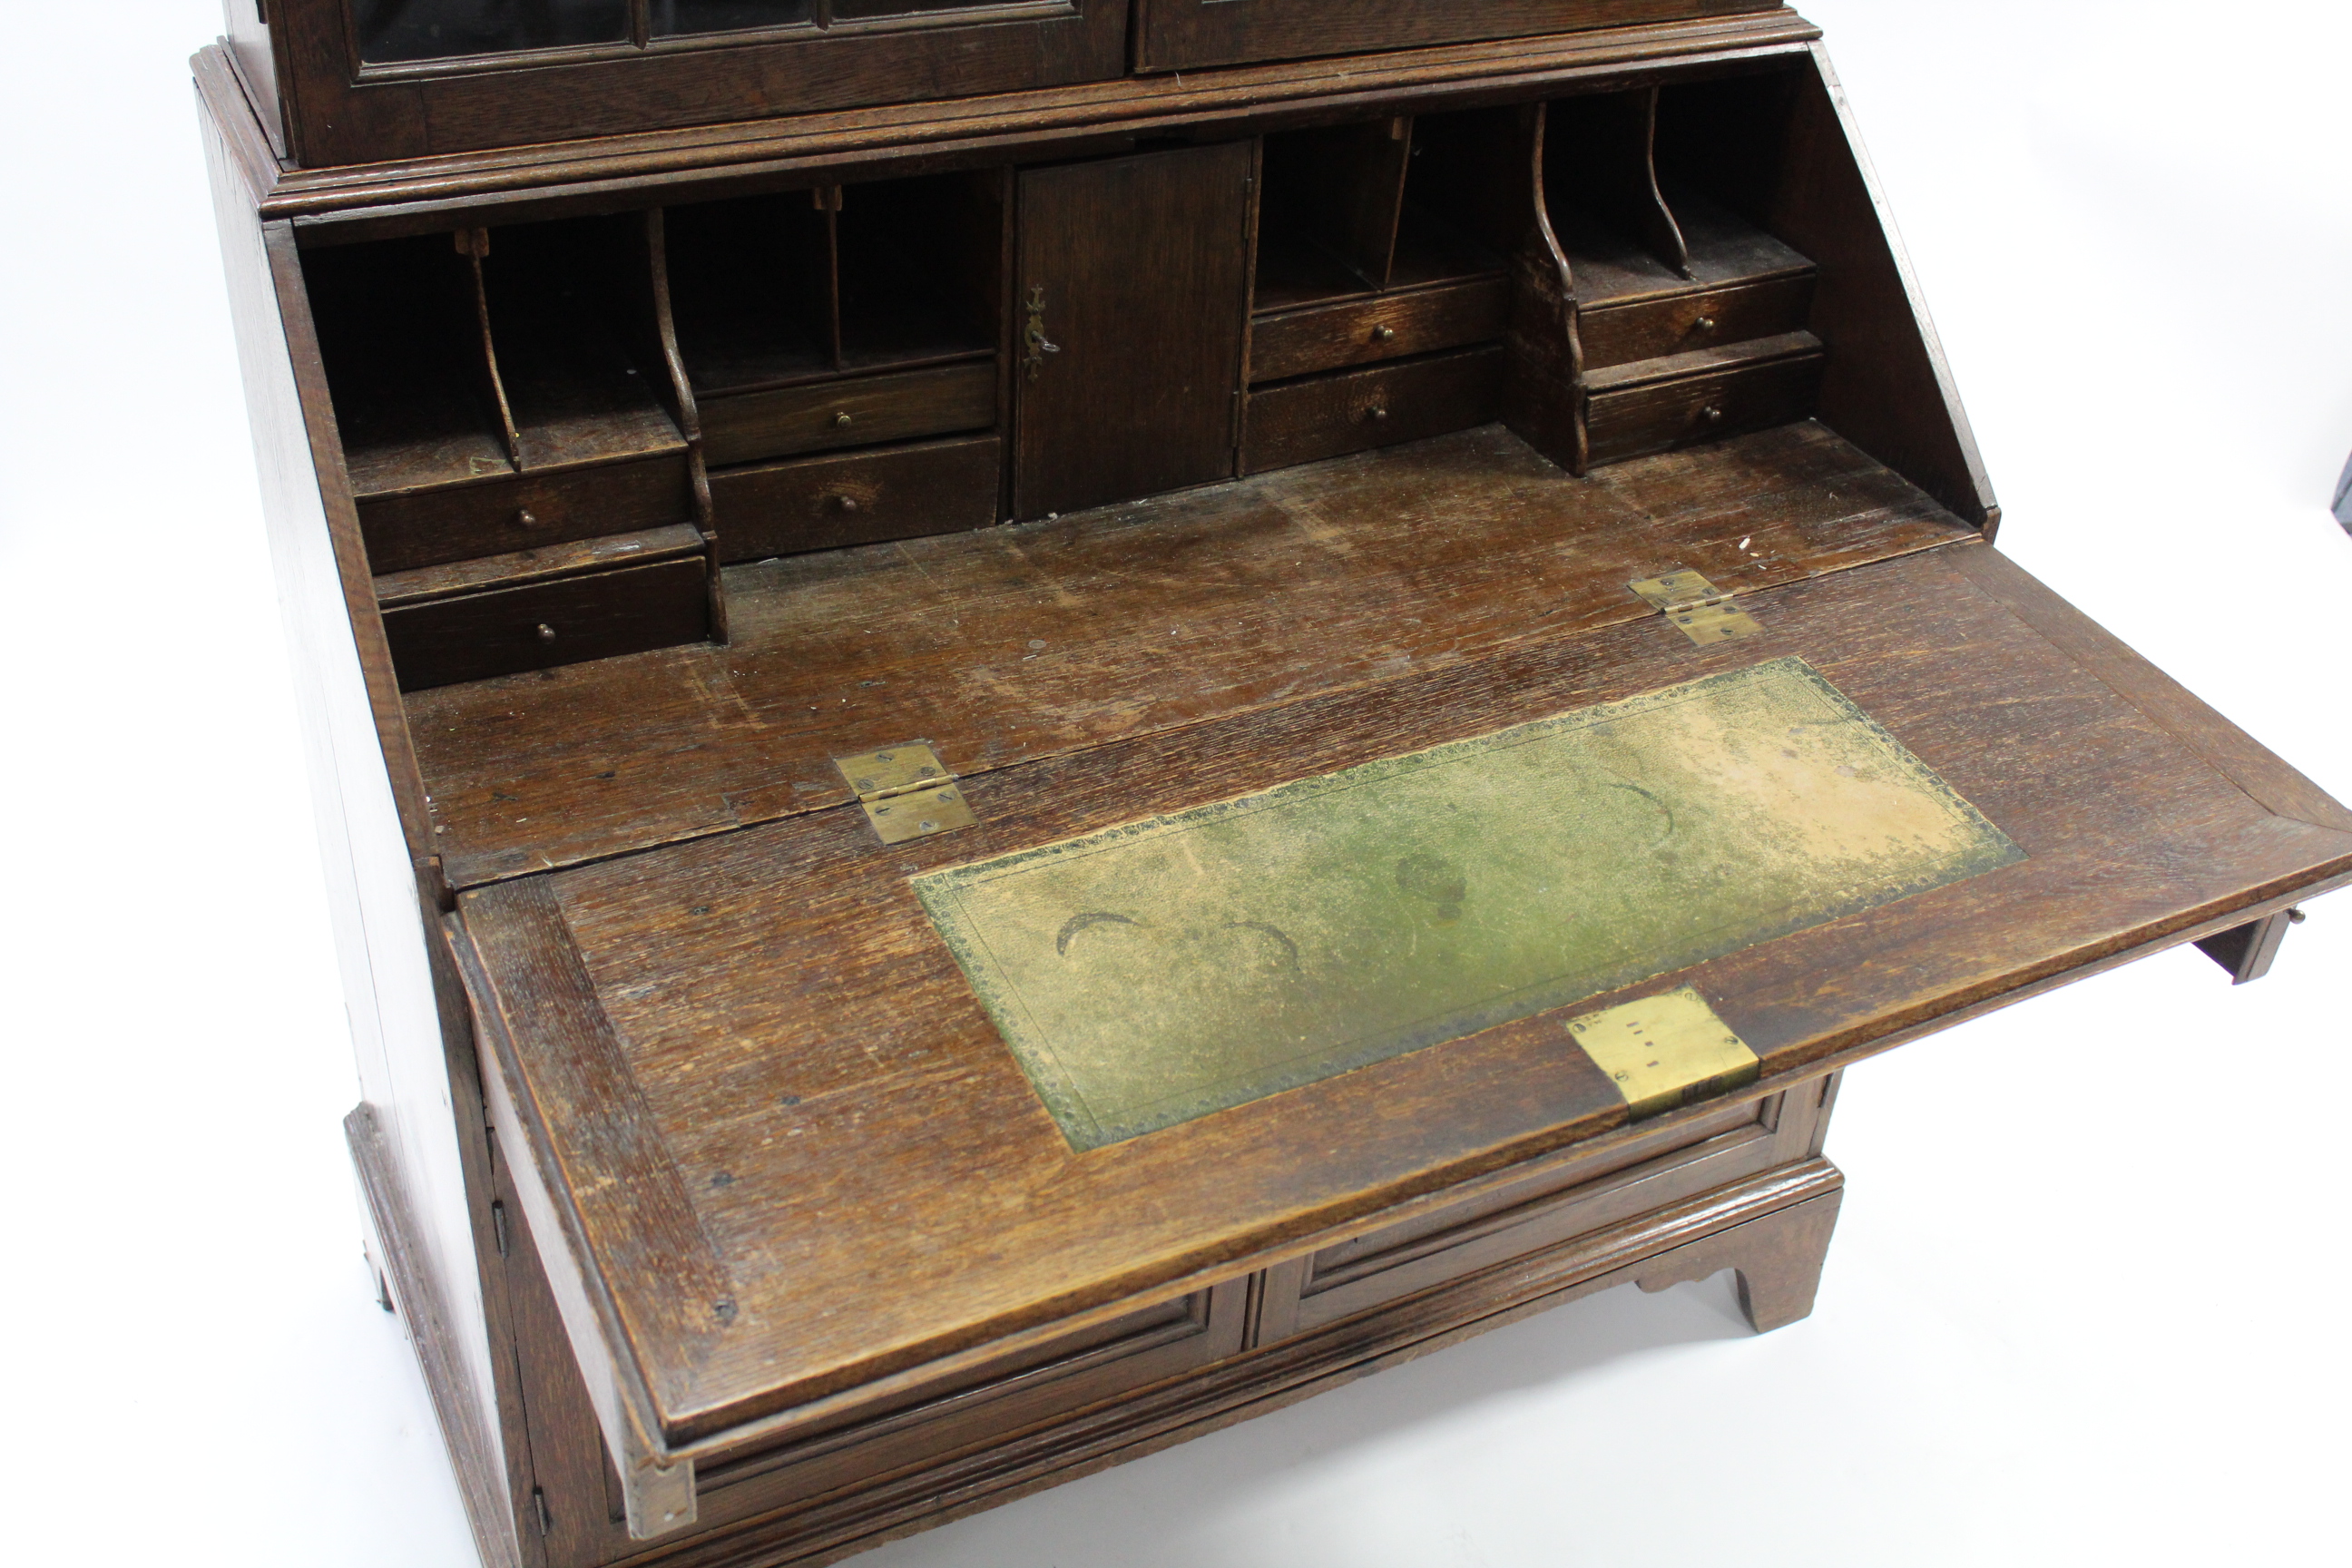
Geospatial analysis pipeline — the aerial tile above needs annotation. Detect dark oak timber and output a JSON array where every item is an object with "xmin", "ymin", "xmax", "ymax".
[
  {"xmin": 409, "ymin": 421, "xmax": 1974, "ymax": 886},
  {"xmin": 1013, "ymin": 142, "xmax": 1256, "ymax": 517},
  {"xmin": 1135, "ymin": 0, "xmax": 1781, "ymax": 74},
  {"xmin": 453, "ymin": 536, "xmax": 2352, "ymax": 1449},
  {"xmin": 196, "ymin": 8, "xmax": 2344, "ymax": 1565}
]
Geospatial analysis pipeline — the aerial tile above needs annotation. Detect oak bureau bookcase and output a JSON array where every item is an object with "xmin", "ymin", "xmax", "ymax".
[{"xmin": 196, "ymin": 4, "xmax": 2348, "ymax": 1564}]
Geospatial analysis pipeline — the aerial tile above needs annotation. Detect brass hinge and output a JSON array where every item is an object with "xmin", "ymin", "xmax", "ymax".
[
  {"xmin": 1630, "ymin": 569, "xmax": 1761, "ymax": 645},
  {"xmin": 834, "ymin": 741, "xmax": 979, "ymax": 845},
  {"xmin": 1567, "ymin": 985, "xmax": 1759, "ymax": 1118}
]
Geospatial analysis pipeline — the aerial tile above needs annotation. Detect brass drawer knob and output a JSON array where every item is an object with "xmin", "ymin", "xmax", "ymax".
[
  {"xmin": 516, "ymin": 507, "xmax": 539, "ymax": 529},
  {"xmin": 1367, "ymin": 405, "xmax": 1390, "ymax": 421},
  {"xmin": 1700, "ymin": 405, "xmax": 1725, "ymax": 424},
  {"xmin": 1371, "ymin": 325, "xmax": 1396, "ymax": 343},
  {"xmin": 1693, "ymin": 315, "xmax": 1718, "ymax": 333},
  {"xmin": 836, "ymin": 495, "xmax": 860, "ymax": 514},
  {"xmin": 832, "ymin": 412, "xmax": 854, "ymax": 429},
  {"xmin": 536, "ymin": 622, "xmax": 558, "ymax": 643}
]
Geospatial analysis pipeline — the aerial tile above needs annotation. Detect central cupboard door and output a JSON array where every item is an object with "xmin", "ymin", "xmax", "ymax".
[{"xmin": 1014, "ymin": 142, "xmax": 1255, "ymax": 519}]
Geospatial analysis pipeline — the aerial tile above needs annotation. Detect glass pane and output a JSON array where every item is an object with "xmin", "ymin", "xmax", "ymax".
[
  {"xmin": 650, "ymin": 0, "xmax": 815, "ymax": 34},
  {"xmin": 355, "ymin": 0, "xmax": 632, "ymax": 63}
]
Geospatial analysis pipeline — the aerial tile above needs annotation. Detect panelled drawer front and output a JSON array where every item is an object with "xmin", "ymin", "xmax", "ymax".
[
  {"xmin": 1242, "ymin": 345, "xmax": 1504, "ymax": 475},
  {"xmin": 1291, "ymin": 1101, "xmax": 1787, "ymax": 1334},
  {"xmin": 1578, "ymin": 273, "xmax": 1817, "ymax": 373},
  {"xmin": 1585, "ymin": 349, "xmax": 1824, "ymax": 467},
  {"xmin": 357, "ymin": 452, "xmax": 692, "ymax": 576},
  {"xmin": 1250, "ymin": 277, "xmax": 1511, "ymax": 384},
  {"xmin": 694, "ymin": 1281, "xmax": 1248, "ymax": 1523},
  {"xmin": 700, "ymin": 362, "xmax": 998, "ymax": 468},
  {"xmin": 709, "ymin": 435, "xmax": 1003, "ymax": 562},
  {"xmin": 382, "ymin": 555, "xmax": 709, "ymax": 691}
]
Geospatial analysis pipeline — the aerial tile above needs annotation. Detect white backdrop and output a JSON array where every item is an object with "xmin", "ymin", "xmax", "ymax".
[{"xmin": 2, "ymin": 4, "xmax": 2345, "ymax": 1564}]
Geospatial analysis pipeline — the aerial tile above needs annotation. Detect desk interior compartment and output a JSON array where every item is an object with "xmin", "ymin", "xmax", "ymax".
[
  {"xmin": 1246, "ymin": 109, "xmax": 1522, "ymax": 472},
  {"xmin": 1541, "ymin": 76, "xmax": 1829, "ymax": 470},
  {"xmin": 304, "ymin": 233, "xmax": 514, "ymax": 503},
  {"xmin": 709, "ymin": 435, "xmax": 1004, "ymax": 560},
  {"xmin": 305, "ymin": 215, "xmax": 711, "ymax": 690},
  {"xmin": 674, "ymin": 172, "xmax": 1007, "ymax": 479},
  {"xmin": 668, "ymin": 190, "xmax": 838, "ymax": 400},
  {"xmin": 382, "ymin": 554, "xmax": 711, "ymax": 692}
]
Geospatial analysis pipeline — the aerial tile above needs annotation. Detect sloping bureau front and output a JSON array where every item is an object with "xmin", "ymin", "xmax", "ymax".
[{"xmin": 455, "ymin": 531, "xmax": 2350, "ymax": 1545}]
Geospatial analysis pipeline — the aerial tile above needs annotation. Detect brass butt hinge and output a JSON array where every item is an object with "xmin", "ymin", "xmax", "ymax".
[
  {"xmin": 1630, "ymin": 569, "xmax": 1761, "ymax": 645},
  {"xmin": 834, "ymin": 741, "xmax": 979, "ymax": 846},
  {"xmin": 1567, "ymin": 985, "xmax": 1759, "ymax": 1119}
]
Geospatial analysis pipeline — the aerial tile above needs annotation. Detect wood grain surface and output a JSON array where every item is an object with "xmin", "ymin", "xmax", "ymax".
[
  {"xmin": 1134, "ymin": 0, "xmax": 1779, "ymax": 74},
  {"xmin": 709, "ymin": 435, "xmax": 1003, "ymax": 562},
  {"xmin": 1250, "ymin": 277, "xmax": 1511, "ymax": 384},
  {"xmin": 385, "ymin": 556, "xmax": 710, "ymax": 691},
  {"xmin": 410, "ymin": 420, "xmax": 1972, "ymax": 886},
  {"xmin": 454, "ymin": 538, "xmax": 2352, "ymax": 1446},
  {"xmin": 1012, "ymin": 142, "xmax": 1256, "ymax": 518},
  {"xmin": 1241, "ymin": 345, "xmax": 1504, "ymax": 472},
  {"xmin": 198, "ymin": 15, "xmax": 1825, "ymax": 236}
]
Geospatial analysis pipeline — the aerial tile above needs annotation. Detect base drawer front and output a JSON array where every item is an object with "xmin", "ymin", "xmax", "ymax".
[
  {"xmin": 1290, "ymin": 1098, "xmax": 1787, "ymax": 1334},
  {"xmin": 700, "ymin": 362, "xmax": 998, "ymax": 468},
  {"xmin": 357, "ymin": 452, "xmax": 692, "ymax": 576},
  {"xmin": 1242, "ymin": 346, "xmax": 1504, "ymax": 475},
  {"xmin": 1584, "ymin": 349, "xmax": 1824, "ymax": 467},
  {"xmin": 710, "ymin": 436, "xmax": 1003, "ymax": 562},
  {"xmin": 1579, "ymin": 272, "xmax": 1817, "ymax": 373},
  {"xmin": 695, "ymin": 1280, "xmax": 1248, "ymax": 1524},
  {"xmin": 383, "ymin": 555, "xmax": 710, "ymax": 691},
  {"xmin": 1250, "ymin": 277, "xmax": 1511, "ymax": 384}
]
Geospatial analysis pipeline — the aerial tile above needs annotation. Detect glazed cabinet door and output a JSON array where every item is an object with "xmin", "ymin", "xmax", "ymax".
[
  {"xmin": 265, "ymin": 0, "xmax": 1128, "ymax": 165},
  {"xmin": 1013, "ymin": 142, "xmax": 1255, "ymax": 519},
  {"xmin": 1132, "ymin": 0, "xmax": 1782, "ymax": 73}
]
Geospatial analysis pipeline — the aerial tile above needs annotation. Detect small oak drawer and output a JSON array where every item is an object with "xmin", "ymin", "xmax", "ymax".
[
  {"xmin": 357, "ymin": 452, "xmax": 692, "ymax": 576},
  {"xmin": 1273, "ymin": 1096, "xmax": 1788, "ymax": 1338},
  {"xmin": 1242, "ymin": 345, "xmax": 1504, "ymax": 475},
  {"xmin": 1578, "ymin": 272, "xmax": 1817, "ymax": 373},
  {"xmin": 699, "ymin": 362, "xmax": 999, "ymax": 468},
  {"xmin": 709, "ymin": 436, "xmax": 1003, "ymax": 562},
  {"xmin": 692, "ymin": 1281, "xmax": 1248, "ymax": 1522},
  {"xmin": 1250, "ymin": 277, "xmax": 1511, "ymax": 385},
  {"xmin": 382, "ymin": 555, "xmax": 710, "ymax": 691},
  {"xmin": 1584, "ymin": 331, "xmax": 1825, "ymax": 467}
]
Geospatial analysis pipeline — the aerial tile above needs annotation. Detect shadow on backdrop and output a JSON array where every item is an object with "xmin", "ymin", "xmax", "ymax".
[{"xmin": 848, "ymin": 1269, "xmax": 1759, "ymax": 1568}]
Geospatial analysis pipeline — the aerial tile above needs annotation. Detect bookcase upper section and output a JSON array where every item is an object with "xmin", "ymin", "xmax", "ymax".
[{"xmin": 219, "ymin": 0, "xmax": 1785, "ymax": 168}]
